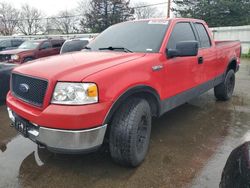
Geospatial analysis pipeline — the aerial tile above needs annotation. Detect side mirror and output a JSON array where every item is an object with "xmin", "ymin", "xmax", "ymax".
[{"xmin": 167, "ymin": 41, "xmax": 199, "ymax": 58}]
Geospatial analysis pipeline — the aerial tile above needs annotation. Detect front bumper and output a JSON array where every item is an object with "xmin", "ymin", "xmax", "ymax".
[
  {"xmin": 36, "ymin": 125, "xmax": 107, "ymax": 153},
  {"xmin": 7, "ymin": 92, "xmax": 112, "ymax": 130},
  {"xmin": 7, "ymin": 107, "xmax": 107, "ymax": 153}
]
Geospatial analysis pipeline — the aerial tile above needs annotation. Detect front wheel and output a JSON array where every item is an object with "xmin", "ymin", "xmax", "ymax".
[
  {"xmin": 214, "ymin": 69, "xmax": 235, "ymax": 101},
  {"xmin": 109, "ymin": 98, "xmax": 152, "ymax": 167}
]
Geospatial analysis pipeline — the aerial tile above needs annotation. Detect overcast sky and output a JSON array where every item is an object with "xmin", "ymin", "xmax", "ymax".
[{"xmin": 5, "ymin": 0, "xmax": 170, "ymax": 17}]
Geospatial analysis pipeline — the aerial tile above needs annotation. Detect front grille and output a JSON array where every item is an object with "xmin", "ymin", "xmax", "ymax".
[
  {"xmin": 11, "ymin": 73, "xmax": 48, "ymax": 107},
  {"xmin": 0, "ymin": 54, "xmax": 11, "ymax": 62}
]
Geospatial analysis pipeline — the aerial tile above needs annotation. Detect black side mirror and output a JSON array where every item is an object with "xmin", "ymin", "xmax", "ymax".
[{"xmin": 167, "ymin": 41, "xmax": 199, "ymax": 58}]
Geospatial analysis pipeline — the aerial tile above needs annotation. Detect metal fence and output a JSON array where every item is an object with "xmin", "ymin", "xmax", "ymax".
[{"xmin": 0, "ymin": 33, "xmax": 99, "ymax": 40}]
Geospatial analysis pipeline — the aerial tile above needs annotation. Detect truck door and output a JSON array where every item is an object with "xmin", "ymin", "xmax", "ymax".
[
  {"xmin": 163, "ymin": 22, "xmax": 201, "ymax": 99},
  {"xmin": 193, "ymin": 22, "xmax": 217, "ymax": 83},
  {"xmin": 51, "ymin": 40, "xmax": 64, "ymax": 56},
  {"xmin": 37, "ymin": 41, "xmax": 52, "ymax": 58}
]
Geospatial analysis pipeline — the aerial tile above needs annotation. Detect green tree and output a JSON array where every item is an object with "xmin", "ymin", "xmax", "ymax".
[
  {"xmin": 80, "ymin": 0, "xmax": 133, "ymax": 33},
  {"xmin": 172, "ymin": 0, "xmax": 250, "ymax": 27}
]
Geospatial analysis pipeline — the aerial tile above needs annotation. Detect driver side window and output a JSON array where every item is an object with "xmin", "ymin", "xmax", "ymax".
[
  {"xmin": 40, "ymin": 41, "xmax": 51, "ymax": 50},
  {"xmin": 167, "ymin": 22, "xmax": 196, "ymax": 49}
]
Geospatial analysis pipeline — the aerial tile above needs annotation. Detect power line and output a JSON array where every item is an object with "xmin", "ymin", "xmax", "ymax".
[
  {"xmin": 0, "ymin": 14, "xmax": 83, "ymax": 22},
  {"xmin": 133, "ymin": 2, "xmax": 168, "ymax": 9}
]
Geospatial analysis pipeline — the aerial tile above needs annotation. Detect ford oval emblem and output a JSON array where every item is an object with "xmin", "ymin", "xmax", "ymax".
[{"xmin": 19, "ymin": 83, "xmax": 30, "ymax": 93}]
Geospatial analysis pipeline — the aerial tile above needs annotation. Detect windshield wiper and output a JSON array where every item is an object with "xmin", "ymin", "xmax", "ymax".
[{"xmin": 99, "ymin": 46, "xmax": 133, "ymax": 53}]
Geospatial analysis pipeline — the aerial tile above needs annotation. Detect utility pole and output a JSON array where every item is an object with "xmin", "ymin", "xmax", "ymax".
[{"xmin": 167, "ymin": 0, "xmax": 171, "ymax": 18}]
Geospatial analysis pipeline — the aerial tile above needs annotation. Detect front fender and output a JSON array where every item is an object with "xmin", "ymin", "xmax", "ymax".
[{"xmin": 103, "ymin": 85, "xmax": 161, "ymax": 125}]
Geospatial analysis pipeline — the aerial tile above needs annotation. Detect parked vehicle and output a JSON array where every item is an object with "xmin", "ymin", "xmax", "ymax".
[
  {"xmin": 0, "ymin": 39, "xmax": 65, "ymax": 64},
  {"xmin": 0, "ymin": 63, "xmax": 16, "ymax": 103},
  {"xmin": 220, "ymin": 142, "xmax": 250, "ymax": 187},
  {"xmin": 6, "ymin": 18, "xmax": 241, "ymax": 167},
  {"xmin": 60, "ymin": 38, "xmax": 91, "ymax": 54},
  {"xmin": 0, "ymin": 39, "xmax": 24, "ymax": 52}
]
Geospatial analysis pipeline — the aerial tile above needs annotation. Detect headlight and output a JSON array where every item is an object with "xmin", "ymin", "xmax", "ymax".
[
  {"xmin": 51, "ymin": 82, "xmax": 98, "ymax": 105},
  {"xmin": 11, "ymin": 54, "xmax": 19, "ymax": 60}
]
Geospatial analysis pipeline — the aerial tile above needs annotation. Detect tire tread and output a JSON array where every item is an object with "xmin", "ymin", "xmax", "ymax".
[{"xmin": 109, "ymin": 98, "xmax": 151, "ymax": 167}]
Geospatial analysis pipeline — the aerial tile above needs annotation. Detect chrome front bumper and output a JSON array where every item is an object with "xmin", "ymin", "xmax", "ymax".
[
  {"xmin": 35, "ymin": 125, "xmax": 107, "ymax": 153},
  {"xmin": 7, "ymin": 108, "xmax": 107, "ymax": 153}
]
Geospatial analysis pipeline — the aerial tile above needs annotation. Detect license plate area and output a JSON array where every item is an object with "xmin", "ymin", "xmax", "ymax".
[{"xmin": 13, "ymin": 114, "xmax": 30, "ymax": 137}]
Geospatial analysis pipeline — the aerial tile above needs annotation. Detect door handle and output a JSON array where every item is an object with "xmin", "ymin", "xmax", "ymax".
[
  {"xmin": 198, "ymin": 56, "xmax": 204, "ymax": 64},
  {"xmin": 152, "ymin": 65, "xmax": 164, "ymax": 72}
]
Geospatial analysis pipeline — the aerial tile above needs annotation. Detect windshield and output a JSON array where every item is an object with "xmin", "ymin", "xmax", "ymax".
[
  {"xmin": 18, "ymin": 41, "xmax": 40, "ymax": 50},
  {"xmin": 0, "ymin": 40, "xmax": 11, "ymax": 47},
  {"xmin": 61, "ymin": 40, "xmax": 89, "ymax": 54},
  {"xmin": 88, "ymin": 20, "xmax": 169, "ymax": 53}
]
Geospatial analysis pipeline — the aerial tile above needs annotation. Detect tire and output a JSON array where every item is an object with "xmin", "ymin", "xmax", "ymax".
[
  {"xmin": 109, "ymin": 98, "xmax": 152, "ymax": 167},
  {"xmin": 214, "ymin": 69, "xmax": 235, "ymax": 101},
  {"xmin": 23, "ymin": 57, "xmax": 34, "ymax": 63}
]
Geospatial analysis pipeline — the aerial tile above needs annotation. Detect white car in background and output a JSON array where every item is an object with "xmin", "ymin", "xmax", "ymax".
[{"xmin": 60, "ymin": 38, "xmax": 92, "ymax": 54}]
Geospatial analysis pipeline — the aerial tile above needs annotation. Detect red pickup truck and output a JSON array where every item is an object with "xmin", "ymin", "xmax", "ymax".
[
  {"xmin": 6, "ymin": 18, "xmax": 241, "ymax": 167},
  {"xmin": 0, "ymin": 39, "xmax": 65, "ymax": 64}
]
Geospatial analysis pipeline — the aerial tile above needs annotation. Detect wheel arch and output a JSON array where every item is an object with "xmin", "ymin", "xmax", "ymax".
[
  {"xmin": 227, "ymin": 58, "xmax": 237, "ymax": 73},
  {"xmin": 103, "ymin": 85, "xmax": 161, "ymax": 125}
]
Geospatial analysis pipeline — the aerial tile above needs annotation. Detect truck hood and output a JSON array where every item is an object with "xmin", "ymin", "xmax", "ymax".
[
  {"xmin": 0, "ymin": 49, "xmax": 30, "ymax": 55},
  {"xmin": 13, "ymin": 51, "xmax": 146, "ymax": 81}
]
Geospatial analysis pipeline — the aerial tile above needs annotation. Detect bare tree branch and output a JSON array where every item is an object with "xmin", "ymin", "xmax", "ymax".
[
  {"xmin": 18, "ymin": 4, "xmax": 44, "ymax": 35},
  {"xmin": 134, "ymin": 2, "xmax": 163, "ymax": 19},
  {"xmin": 0, "ymin": 2, "xmax": 19, "ymax": 36},
  {"xmin": 51, "ymin": 10, "xmax": 79, "ymax": 34},
  {"xmin": 77, "ymin": 0, "xmax": 90, "ymax": 15}
]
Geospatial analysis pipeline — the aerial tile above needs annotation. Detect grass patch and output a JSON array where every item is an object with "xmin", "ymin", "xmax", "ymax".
[
  {"xmin": 242, "ymin": 54, "xmax": 250, "ymax": 58},
  {"xmin": 242, "ymin": 49, "xmax": 250, "ymax": 58}
]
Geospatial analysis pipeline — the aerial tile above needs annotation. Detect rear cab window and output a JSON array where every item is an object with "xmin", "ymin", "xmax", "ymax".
[
  {"xmin": 167, "ymin": 22, "xmax": 196, "ymax": 49},
  {"xmin": 193, "ymin": 23, "xmax": 211, "ymax": 48},
  {"xmin": 52, "ymin": 40, "xmax": 65, "ymax": 48},
  {"xmin": 40, "ymin": 41, "xmax": 52, "ymax": 49}
]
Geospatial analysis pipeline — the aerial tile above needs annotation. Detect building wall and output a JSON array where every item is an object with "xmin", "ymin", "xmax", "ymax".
[{"xmin": 211, "ymin": 25, "xmax": 250, "ymax": 54}]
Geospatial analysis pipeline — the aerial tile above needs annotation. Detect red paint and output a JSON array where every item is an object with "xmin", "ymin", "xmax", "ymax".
[{"xmin": 7, "ymin": 18, "xmax": 241, "ymax": 130}]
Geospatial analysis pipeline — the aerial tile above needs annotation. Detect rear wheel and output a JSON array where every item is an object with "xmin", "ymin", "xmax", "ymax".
[
  {"xmin": 214, "ymin": 69, "xmax": 235, "ymax": 101},
  {"xmin": 109, "ymin": 98, "xmax": 152, "ymax": 167}
]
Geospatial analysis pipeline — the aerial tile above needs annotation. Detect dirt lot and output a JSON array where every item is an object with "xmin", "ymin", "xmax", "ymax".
[{"xmin": 0, "ymin": 59, "xmax": 250, "ymax": 188}]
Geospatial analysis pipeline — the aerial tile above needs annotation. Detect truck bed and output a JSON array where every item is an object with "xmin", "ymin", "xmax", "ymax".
[
  {"xmin": 215, "ymin": 40, "xmax": 240, "ymax": 47},
  {"xmin": 215, "ymin": 40, "xmax": 241, "ymax": 59}
]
